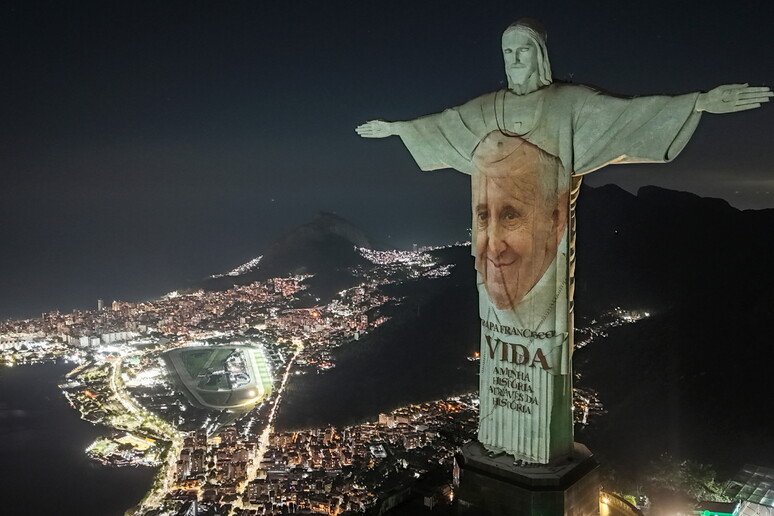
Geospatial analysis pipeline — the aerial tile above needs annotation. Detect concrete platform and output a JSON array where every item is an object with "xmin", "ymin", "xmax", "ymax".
[{"xmin": 454, "ymin": 441, "xmax": 600, "ymax": 516}]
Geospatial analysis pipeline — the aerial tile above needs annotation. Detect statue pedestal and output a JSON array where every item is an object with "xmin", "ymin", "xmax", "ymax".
[{"xmin": 454, "ymin": 441, "xmax": 600, "ymax": 516}]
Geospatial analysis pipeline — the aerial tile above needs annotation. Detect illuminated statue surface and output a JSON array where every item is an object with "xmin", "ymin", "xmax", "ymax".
[{"xmin": 356, "ymin": 19, "xmax": 770, "ymax": 464}]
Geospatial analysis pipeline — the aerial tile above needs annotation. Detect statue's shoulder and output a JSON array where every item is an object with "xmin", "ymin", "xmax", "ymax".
[
  {"xmin": 539, "ymin": 83, "xmax": 601, "ymax": 116},
  {"xmin": 544, "ymin": 82, "xmax": 596, "ymax": 100},
  {"xmin": 462, "ymin": 90, "xmax": 499, "ymax": 106}
]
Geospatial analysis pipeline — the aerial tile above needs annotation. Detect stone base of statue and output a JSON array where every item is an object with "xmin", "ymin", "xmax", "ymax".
[{"xmin": 453, "ymin": 441, "xmax": 600, "ymax": 516}]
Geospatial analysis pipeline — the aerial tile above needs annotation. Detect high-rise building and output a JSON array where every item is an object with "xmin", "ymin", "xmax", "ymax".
[
  {"xmin": 195, "ymin": 429, "xmax": 207, "ymax": 448},
  {"xmin": 191, "ymin": 449, "xmax": 205, "ymax": 474},
  {"xmin": 177, "ymin": 449, "xmax": 192, "ymax": 481},
  {"xmin": 97, "ymin": 299, "xmax": 104, "ymax": 311}
]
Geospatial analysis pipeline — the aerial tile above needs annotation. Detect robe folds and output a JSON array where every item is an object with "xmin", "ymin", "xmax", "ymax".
[{"xmin": 397, "ymin": 83, "xmax": 702, "ymax": 463}]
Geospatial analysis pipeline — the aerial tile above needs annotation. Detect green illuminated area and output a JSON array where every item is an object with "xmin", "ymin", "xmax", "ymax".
[{"xmin": 165, "ymin": 345, "xmax": 272, "ymax": 410}]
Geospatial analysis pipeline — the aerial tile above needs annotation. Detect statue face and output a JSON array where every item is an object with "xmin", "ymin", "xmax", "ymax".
[
  {"xmin": 502, "ymin": 29, "xmax": 538, "ymax": 91},
  {"xmin": 472, "ymin": 135, "xmax": 566, "ymax": 310}
]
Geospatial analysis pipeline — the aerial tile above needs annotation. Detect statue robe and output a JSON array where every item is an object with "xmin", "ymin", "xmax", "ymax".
[{"xmin": 397, "ymin": 83, "xmax": 702, "ymax": 463}]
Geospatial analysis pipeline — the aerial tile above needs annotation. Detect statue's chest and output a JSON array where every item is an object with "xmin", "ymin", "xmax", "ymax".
[{"xmin": 500, "ymin": 93, "xmax": 543, "ymax": 135}]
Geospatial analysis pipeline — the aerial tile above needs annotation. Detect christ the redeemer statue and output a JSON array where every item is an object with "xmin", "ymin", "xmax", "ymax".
[{"xmin": 356, "ymin": 18, "xmax": 770, "ymax": 465}]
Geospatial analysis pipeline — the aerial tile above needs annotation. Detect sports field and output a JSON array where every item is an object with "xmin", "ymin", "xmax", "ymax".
[{"xmin": 164, "ymin": 345, "xmax": 272, "ymax": 410}]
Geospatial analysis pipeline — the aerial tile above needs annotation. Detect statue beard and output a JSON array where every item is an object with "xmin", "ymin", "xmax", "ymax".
[{"xmin": 507, "ymin": 70, "xmax": 538, "ymax": 95}]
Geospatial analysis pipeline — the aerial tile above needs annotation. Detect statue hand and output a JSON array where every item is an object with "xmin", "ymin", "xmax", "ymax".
[
  {"xmin": 697, "ymin": 84, "xmax": 772, "ymax": 114},
  {"xmin": 355, "ymin": 120, "xmax": 396, "ymax": 138}
]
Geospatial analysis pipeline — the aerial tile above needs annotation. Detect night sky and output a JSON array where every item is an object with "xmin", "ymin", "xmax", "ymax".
[{"xmin": 1, "ymin": 0, "xmax": 771, "ymax": 318}]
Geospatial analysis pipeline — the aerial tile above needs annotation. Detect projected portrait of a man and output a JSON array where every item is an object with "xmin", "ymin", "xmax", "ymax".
[{"xmin": 471, "ymin": 132, "xmax": 568, "ymax": 312}]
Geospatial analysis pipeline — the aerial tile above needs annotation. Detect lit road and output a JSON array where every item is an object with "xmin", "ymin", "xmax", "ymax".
[
  {"xmin": 104, "ymin": 353, "xmax": 185, "ymax": 514},
  {"xmin": 252, "ymin": 339, "xmax": 303, "ymax": 474},
  {"xmin": 232, "ymin": 339, "xmax": 303, "ymax": 511}
]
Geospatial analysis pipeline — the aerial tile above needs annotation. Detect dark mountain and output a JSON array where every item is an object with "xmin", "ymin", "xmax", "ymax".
[
  {"xmin": 200, "ymin": 212, "xmax": 376, "ymax": 301},
  {"xmin": 573, "ymin": 184, "xmax": 774, "ymax": 477},
  {"xmin": 574, "ymin": 183, "xmax": 773, "ymax": 316}
]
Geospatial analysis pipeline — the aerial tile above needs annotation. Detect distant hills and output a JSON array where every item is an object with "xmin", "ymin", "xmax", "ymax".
[
  {"xmin": 202, "ymin": 184, "xmax": 774, "ymax": 319},
  {"xmin": 200, "ymin": 212, "xmax": 376, "ymax": 301}
]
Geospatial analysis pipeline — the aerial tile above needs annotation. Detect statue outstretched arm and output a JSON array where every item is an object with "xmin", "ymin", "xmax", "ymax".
[
  {"xmin": 696, "ymin": 84, "xmax": 771, "ymax": 114},
  {"xmin": 355, "ymin": 103, "xmax": 484, "ymax": 174},
  {"xmin": 355, "ymin": 120, "xmax": 406, "ymax": 138},
  {"xmin": 569, "ymin": 83, "xmax": 770, "ymax": 175}
]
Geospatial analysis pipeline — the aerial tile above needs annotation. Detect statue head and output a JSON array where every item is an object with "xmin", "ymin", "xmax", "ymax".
[{"xmin": 502, "ymin": 18, "xmax": 552, "ymax": 95}]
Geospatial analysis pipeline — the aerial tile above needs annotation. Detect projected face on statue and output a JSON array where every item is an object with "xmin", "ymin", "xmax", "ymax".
[{"xmin": 472, "ymin": 133, "xmax": 568, "ymax": 310}]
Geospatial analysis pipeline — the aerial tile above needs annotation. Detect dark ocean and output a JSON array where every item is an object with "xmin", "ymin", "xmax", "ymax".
[{"xmin": 0, "ymin": 362, "xmax": 156, "ymax": 516}]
